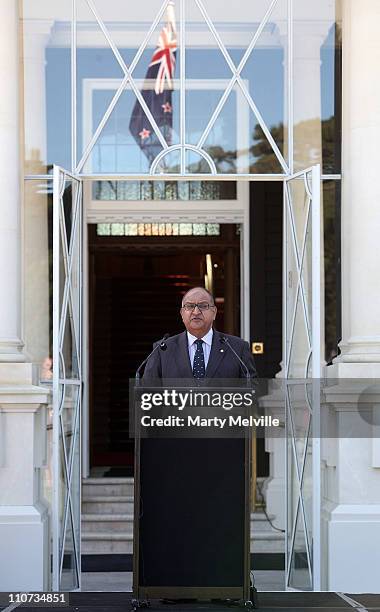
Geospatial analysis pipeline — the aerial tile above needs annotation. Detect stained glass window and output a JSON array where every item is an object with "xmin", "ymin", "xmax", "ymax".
[
  {"xmin": 93, "ymin": 181, "xmax": 236, "ymax": 201},
  {"xmin": 96, "ymin": 223, "xmax": 220, "ymax": 237}
]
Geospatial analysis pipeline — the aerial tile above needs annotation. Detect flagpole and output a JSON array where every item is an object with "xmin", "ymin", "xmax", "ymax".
[{"xmin": 167, "ymin": 1, "xmax": 176, "ymax": 31}]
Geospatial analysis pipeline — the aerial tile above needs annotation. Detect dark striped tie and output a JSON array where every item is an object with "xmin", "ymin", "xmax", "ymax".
[{"xmin": 192, "ymin": 339, "xmax": 206, "ymax": 379}]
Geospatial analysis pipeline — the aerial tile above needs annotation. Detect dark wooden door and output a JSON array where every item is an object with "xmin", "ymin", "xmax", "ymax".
[{"xmin": 88, "ymin": 225, "xmax": 240, "ymax": 470}]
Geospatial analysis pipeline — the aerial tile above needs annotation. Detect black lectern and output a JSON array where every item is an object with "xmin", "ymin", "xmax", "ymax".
[{"xmin": 132, "ymin": 383, "xmax": 255, "ymax": 608}]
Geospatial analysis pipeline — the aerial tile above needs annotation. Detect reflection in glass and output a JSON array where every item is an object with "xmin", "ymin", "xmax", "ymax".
[
  {"xmin": 23, "ymin": 0, "xmax": 340, "ymax": 176},
  {"xmin": 92, "ymin": 180, "xmax": 236, "ymax": 200},
  {"xmin": 293, "ymin": 0, "xmax": 341, "ymax": 173},
  {"xmin": 323, "ymin": 181, "xmax": 340, "ymax": 362},
  {"xmin": 285, "ymin": 176, "xmax": 312, "ymax": 379},
  {"xmin": 23, "ymin": 179, "xmax": 53, "ymax": 379}
]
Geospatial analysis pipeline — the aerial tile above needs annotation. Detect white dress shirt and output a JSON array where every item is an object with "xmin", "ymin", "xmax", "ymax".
[{"xmin": 187, "ymin": 328, "xmax": 213, "ymax": 369}]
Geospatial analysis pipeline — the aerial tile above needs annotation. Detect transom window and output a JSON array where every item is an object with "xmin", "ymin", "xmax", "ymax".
[{"xmin": 96, "ymin": 222, "xmax": 220, "ymax": 236}]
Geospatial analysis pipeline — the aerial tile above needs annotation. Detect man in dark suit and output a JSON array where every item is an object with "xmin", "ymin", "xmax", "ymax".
[
  {"xmin": 137, "ymin": 287, "xmax": 257, "ymax": 601},
  {"xmin": 143, "ymin": 286, "xmax": 257, "ymax": 379}
]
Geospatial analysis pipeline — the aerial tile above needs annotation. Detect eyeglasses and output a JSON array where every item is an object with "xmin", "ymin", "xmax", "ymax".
[{"xmin": 182, "ymin": 302, "xmax": 215, "ymax": 312}]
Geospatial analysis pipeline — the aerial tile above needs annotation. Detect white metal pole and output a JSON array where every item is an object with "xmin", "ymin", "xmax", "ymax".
[
  {"xmin": 311, "ymin": 164, "xmax": 321, "ymax": 590},
  {"xmin": 52, "ymin": 165, "xmax": 61, "ymax": 591}
]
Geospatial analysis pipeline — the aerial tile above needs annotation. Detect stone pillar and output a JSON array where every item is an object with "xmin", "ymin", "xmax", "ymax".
[
  {"xmin": 0, "ymin": 1, "xmax": 51, "ymax": 591},
  {"xmin": 22, "ymin": 21, "xmax": 53, "ymax": 369},
  {"xmin": 23, "ymin": 20, "xmax": 52, "ymax": 173},
  {"xmin": 331, "ymin": 0, "xmax": 380, "ymax": 373},
  {"xmin": 0, "ymin": 0, "xmax": 24, "ymax": 361},
  {"xmin": 322, "ymin": 383, "xmax": 380, "ymax": 591},
  {"xmin": 0, "ymin": 364, "xmax": 50, "ymax": 590},
  {"xmin": 322, "ymin": 1, "xmax": 380, "ymax": 591}
]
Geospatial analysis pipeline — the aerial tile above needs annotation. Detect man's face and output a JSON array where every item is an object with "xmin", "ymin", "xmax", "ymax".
[{"xmin": 180, "ymin": 288, "xmax": 217, "ymax": 338}]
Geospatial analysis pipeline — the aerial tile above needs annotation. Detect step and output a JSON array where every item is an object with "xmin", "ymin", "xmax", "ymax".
[
  {"xmin": 81, "ymin": 532, "xmax": 133, "ymax": 554},
  {"xmin": 82, "ymin": 478, "xmax": 134, "ymax": 497},
  {"xmin": 82, "ymin": 496, "xmax": 134, "ymax": 514},
  {"xmin": 251, "ymin": 511, "xmax": 276, "ymax": 521},
  {"xmin": 82, "ymin": 513, "xmax": 133, "ymax": 533},
  {"xmin": 81, "ymin": 533, "xmax": 283, "ymax": 555}
]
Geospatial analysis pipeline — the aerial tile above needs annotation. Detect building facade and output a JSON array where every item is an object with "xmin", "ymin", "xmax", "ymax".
[{"xmin": 0, "ymin": 0, "xmax": 380, "ymax": 593}]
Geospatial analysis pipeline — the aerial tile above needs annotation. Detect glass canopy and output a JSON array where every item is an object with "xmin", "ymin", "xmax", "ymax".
[{"xmin": 22, "ymin": 0, "xmax": 340, "ymax": 178}]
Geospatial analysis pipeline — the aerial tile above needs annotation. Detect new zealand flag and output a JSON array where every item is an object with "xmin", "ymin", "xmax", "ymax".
[{"xmin": 129, "ymin": 5, "xmax": 177, "ymax": 164}]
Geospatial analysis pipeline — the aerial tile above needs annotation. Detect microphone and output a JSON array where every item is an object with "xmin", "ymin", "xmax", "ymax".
[
  {"xmin": 135, "ymin": 333, "xmax": 170, "ymax": 381},
  {"xmin": 220, "ymin": 336, "xmax": 250, "ymax": 380}
]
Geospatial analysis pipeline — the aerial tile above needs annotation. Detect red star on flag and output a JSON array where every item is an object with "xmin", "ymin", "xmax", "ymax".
[
  {"xmin": 139, "ymin": 128, "xmax": 151, "ymax": 140},
  {"xmin": 162, "ymin": 102, "xmax": 172, "ymax": 113}
]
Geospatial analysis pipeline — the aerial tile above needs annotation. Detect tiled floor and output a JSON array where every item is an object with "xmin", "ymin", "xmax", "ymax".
[{"xmin": 4, "ymin": 591, "xmax": 380, "ymax": 612}]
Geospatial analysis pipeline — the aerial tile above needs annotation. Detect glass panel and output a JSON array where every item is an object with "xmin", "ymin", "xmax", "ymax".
[
  {"xmin": 323, "ymin": 181, "xmax": 340, "ymax": 362},
  {"xmin": 239, "ymin": 0, "xmax": 287, "ymax": 165},
  {"xmin": 185, "ymin": 150, "xmax": 213, "ymax": 174},
  {"xmin": 70, "ymin": 413, "xmax": 81, "ymax": 575},
  {"xmin": 84, "ymin": 85, "xmax": 166, "ymax": 173},
  {"xmin": 293, "ymin": 0, "xmax": 339, "ymax": 173},
  {"xmin": 80, "ymin": 1, "xmax": 178, "ymax": 173},
  {"xmin": 185, "ymin": 0, "xmax": 232, "ymax": 147},
  {"xmin": 302, "ymin": 435, "xmax": 313, "ymax": 554},
  {"xmin": 60, "ymin": 304, "xmax": 80, "ymax": 380},
  {"xmin": 186, "ymin": 0, "xmax": 287, "ymax": 174},
  {"xmin": 154, "ymin": 149, "xmax": 181, "ymax": 174},
  {"xmin": 23, "ymin": 0, "xmax": 341, "ymax": 178},
  {"xmin": 288, "ymin": 385, "xmax": 311, "ymax": 477},
  {"xmin": 22, "ymin": 1, "xmax": 72, "ymax": 172},
  {"xmin": 321, "ymin": 18, "xmax": 342, "ymax": 175},
  {"xmin": 60, "ymin": 502, "xmax": 79, "ymax": 591},
  {"xmin": 54, "ymin": 169, "xmax": 82, "ymax": 590},
  {"xmin": 61, "ymin": 385, "xmax": 80, "ymax": 469},
  {"xmin": 285, "ymin": 167, "xmax": 320, "ymax": 591},
  {"xmin": 285, "ymin": 175, "xmax": 312, "ymax": 379},
  {"xmin": 23, "ymin": 180, "xmax": 53, "ymax": 379},
  {"xmin": 207, "ymin": 223, "xmax": 220, "ymax": 236},
  {"xmin": 201, "ymin": 83, "xmax": 284, "ymax": 174},
  {"xmin": 97, "ymin": 222, "xmax": 220, "ymax": 236},
  {"xmin": 111, "ymin": 223, "xmax": 125, "ymax": 235},
  {"xmin": 76, "ymin": 0, "xmax": 125, "ymax": 166},
  {"xmin": 92, "ymin": 180, "xmax": 236, "ymax": 200},
  {"xmin": 289, "ymin": 501, "xmax": 312, "ymax": 590},
  {"xmin": 97, "ymin": 223, "xmax": 111, "ymax": 235},
  {"xmin": 125, "ymin": 223, "xmax": 138, "ymax": 236}
]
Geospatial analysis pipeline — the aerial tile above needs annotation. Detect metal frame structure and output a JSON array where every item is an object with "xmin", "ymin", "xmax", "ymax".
[
  {"xmin": 74, "ymin": 0, "xmax": 288, "ymax": 179},
  {"xmin": 284, "ymin": 165, "xmax": 321, "ymax": 590},
  {"xmin": 53, "ymin": 165, "xmax": 83, "ymax": 591},
  {"xmin": 31, "ymin": 0, "xmax": 335, "ymax": 593}
]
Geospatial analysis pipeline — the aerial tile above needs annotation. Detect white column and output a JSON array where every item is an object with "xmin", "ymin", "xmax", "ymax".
[
  {"xmin": 331, "ymin": 0, "xmax": 380, "ymax": 373},
  {"xmin": 0, "ymin": 365, "xmax": 50, "ymax": 591},
  {"xmin": 23, "ymin": 21, "xmax": 53, "ymax": 367},
  {"xmin": 0, "ymin": 0, "xmax": 23, "ymax": 362},
  {"xmin": 23, "ymin": 20, "xmax": 52, "ymax": 172},
  {"xmin": 0, "ymin": 1, "xmax": 51, "ymax": 591},
  {"xmin": 324, "ymin": 4, "xmax": 380, "ymax": 579},
  {"xmin": 322, "ymin": 383, "xmax": 380, "ymax": 591}
]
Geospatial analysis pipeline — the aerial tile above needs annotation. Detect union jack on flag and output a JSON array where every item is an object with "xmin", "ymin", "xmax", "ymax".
[{"xmin": 129, "ymin": 3, "xmax": 177, "ymax": 162}]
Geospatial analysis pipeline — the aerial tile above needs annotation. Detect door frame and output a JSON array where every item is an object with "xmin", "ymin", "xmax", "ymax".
[{"xmin": 81, "ymin": 179, "xmax": 250, "ymax": 477}]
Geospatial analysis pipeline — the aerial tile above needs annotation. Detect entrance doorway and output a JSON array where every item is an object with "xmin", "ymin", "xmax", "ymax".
[{"xmin": 88, "ymin": 223, "xmax": 241, "ymax": 473}]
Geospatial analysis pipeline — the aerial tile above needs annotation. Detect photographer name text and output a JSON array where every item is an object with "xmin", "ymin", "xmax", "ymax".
[{"xmin": 140, "ymin": 415, "xmax": 279, "ymax": 428}]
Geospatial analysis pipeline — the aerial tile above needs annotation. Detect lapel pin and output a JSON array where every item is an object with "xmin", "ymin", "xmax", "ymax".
[{"xmin": 220, "ymin": 348, "xmax": 224, "ymax": 353}]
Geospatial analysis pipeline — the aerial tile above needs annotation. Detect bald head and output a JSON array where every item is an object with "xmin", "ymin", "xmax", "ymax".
[
  {"xmin": 181, "ymin": 287, "xmax": 215, "ymax": 306},
  {"xmin": 180, "ymin": 287, "xmax": 217, "ymax": 338}
]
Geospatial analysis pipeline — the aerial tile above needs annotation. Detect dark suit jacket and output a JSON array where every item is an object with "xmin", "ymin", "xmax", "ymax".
[{"xmin": 142, "ymin": 329, "xmax": 257, "ymax": 380}]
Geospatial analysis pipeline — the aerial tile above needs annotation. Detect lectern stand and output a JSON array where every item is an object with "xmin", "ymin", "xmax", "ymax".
[{"xmin": 132, "ymin": 385, "xmax": 257, "ymax": 609}]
